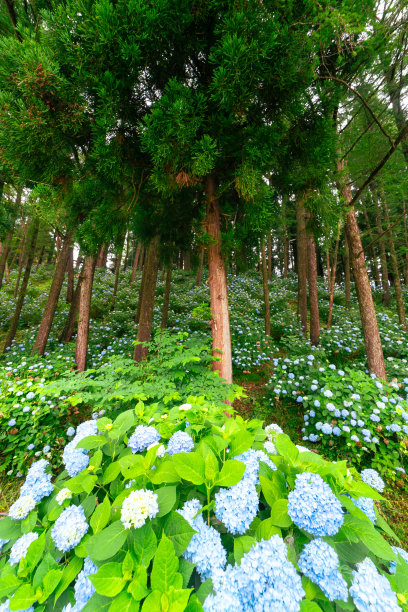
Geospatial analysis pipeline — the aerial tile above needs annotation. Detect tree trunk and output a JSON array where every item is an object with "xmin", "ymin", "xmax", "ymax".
[
  {"xmin": 13, "ymin": 223, "xmax": 27, "ymax": 298},
  {"xmin": 123, "ymin": 233, "xmax": 130, "ymax": 271},
  {"xmin": 131, "ymin": 243, "xmax": 141, "ymax": 282},
  {"xmin": 344, "ymin": 238, "xmax": 351, "ymax": 309},
  {"xmin": 161, "ymin": 265, "xmax": 173, "ymax": 329},
  {"xmin": 111, "ymin": 242, "xmax": 123, "ymax": 308},
  {"xmin": 204, "ymin": 176, "xmax": 233, "ymax": 384},
  {"xmin": 183, "ymin": 250, "xmax": 191, "ymax": 271},
  {"xmin": 66, "ymin": 246, "xmax": 74, "ymax": 303},
  {"xmin": 75, "ymin": 255, "xmax": 96, "ymax": 372},
  {"xmin": 133, "ymin": 235, "xmax": 160, "ymax": 362},
  {"xmin": 37, "ymin": 245, "xmax": 45, "ymax": 267},
  {"xmin": 60, "ymin": 268, "xmax": 83, "ymax": 343},
  {"xmin": 196, "ymin": 248, "xmax": 204, "ymax": 286},
  {"xmin": 382, "ymin": 200, "xmax": 406, "ymax": 329},
  {"xmin": 32, "ymin": 232, "xmax": 73, "ymax": 356},
  {"xmin": 338, "ymin": 161, "xmax": 386, "ymax": 378},
  {"xmin": 3, "ymin": 220, "xmax": 39, "ymax": 352},
  {"xmin": 403, "ymin": 201, "xmax": 408, "ymax": 285},
  {"xmin": 96, "ymin": 243, "xmax": 108, "ymax": 268},
  {"xmin": 267, "ymin": 232, "xmax": 272, "ymax": 281},
  {"xmin": 296, "ymin": 194, "xmax": 309, "ymax": 335},
  {"xmin": 0, "ymin": 233, "xmax": 13, "ymax": 291},
  {"xmin": 327, "ymin": 220, "xmax": 341, "ymax": 330},
  {"xmin": 307, "ymin": 231, "xmax": 319, "ymax": 346},
  {"xmin": 261, "ymin": 238, "xmax": 271, "ymax": 336}
]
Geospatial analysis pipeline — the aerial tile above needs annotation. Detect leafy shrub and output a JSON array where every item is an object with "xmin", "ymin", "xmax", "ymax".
[{"xmin": 0, "ymin": 402, "xmax": 407, "ymax": 611}]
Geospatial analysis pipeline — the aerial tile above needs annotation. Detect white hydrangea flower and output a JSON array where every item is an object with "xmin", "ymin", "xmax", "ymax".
[
  {"xmin": 265, "ymin": 423, "xmax": 283, "ymax": 442},
  {"xmin": 121, "ymin": 489, "xmax": 159, "ymax": 529},
  {"xmin": 179, "ymin": 403, "xmax": 192, "ymax": 411},
  {"xmin": 9, "ymin": 495, "xmax": 36, "ymax": 520},
  {"xmin": 56, "ymin": 488, "xmax": 73, "ymax": 506},
  {"xmin": 264, "ymin": 440, "xmax": 277, "ymax": 455}
]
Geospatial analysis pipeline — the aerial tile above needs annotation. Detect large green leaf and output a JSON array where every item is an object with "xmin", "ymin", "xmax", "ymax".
[
  {"xmin": 109, "ymin": 590, "xmax": 140, "ymax": 611},
  {"xmin": 90, "ymin": 562, "xmax": 127, "ymax": 597},
  {"xmin": 150, "ymin": 535, "xmax": 180, "ymax": 593},
  {"xmin": 0, "ymin": 517, "xmax": 21, "ymax": 540},
  {"xmin": 156, "ymin": 486, "xmax": 177, "ymax": 518},
  {"xmin": 163, "ymin": 512, "xmax": 195, "ymax": 556},
  {"xmin": 90, "ymin": 495, "xmax": 111, "ymax": 534},
  {"xmin": 133, "ymin": 523, "xmax": 157, "ymax": 567},
  {"xmin": 86, "ymin": 521, "xmax": 127, "ymax": 561},
  {"xmin": 54, "ymin": 556, "xmax": 83, "ymax": 605},
  {"xmin": 215, "ymin": 460, "xmax": 245, "ymax": 487},
  {"xmin": 172, "ymin": 453, "xmax": 205, "ymax": 485},
  {"xmin": 339, "ymin": 515, "xmax": 395, "ymax": 561},
  {"xmin": 228, "ymin": 431, "xmax": 254, "ymax": 457}
]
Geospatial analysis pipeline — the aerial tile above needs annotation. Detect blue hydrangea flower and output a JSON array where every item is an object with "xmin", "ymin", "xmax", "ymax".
[
  {"xmin": 9, "ymin": 495, "xmax": 36, "ymax": 520},
  {"xmin": 178, "ymin": 499, "xmax": 226, "ymax": 580},
  {"xmin": 8, "ymin": 419, "xmax": 16, "ymax": 427},
  {"xmin": 321, "ymin": 424, "xmax": 333, "ymax": 435},
  {"xmin": 233, "ymin": 449, "xmax": 275, "ymax": 486},
  {"xmin": 288, "ymin": 473, "xmax": 344, "ymax": 536},
  {"xmin": 215, "ymin": 479, "xmax": 258, "ymax": 535},
  {"xmin": 67, "ymin": 426, "xmax": 76, "ymax": 437},
  {"xmin": 205, "ymin": 536, "xmax": 304, "ymax": 612},
  {"xmin": 9, "ymin": 532, "xmax": 39, "ymax": 565},
  {"xmin": 63, "ymin": 420, "xmax": 98, "ymax": 477},
  {"xmin": 51, "ymin": 505, "xmax": 88, "ymax": 552},
  {"xmin": 350, "ymin": 558, "xmax": 400, "ymax": 611},
  {"xmin": 360, "ymin": 469, "xmax": 385, "ymax": 493},
  {"xmin": 390, "ymin": 546, "xmax": 408, "ymax": 574},
  {"xmin": 349, "ymin": 496, "xmax": 376, "ymax": 523},
  {"xmin": 166, "ymin": 431, "xmax": 194, "ymax": 455},
  {"xmin": 19, "ymin": 459, "xmax": 53, "ymax": 503},
  {"xmin": 64, "ymin": 556, "xmax": 98, "ymax": 611},
  {"xmin": 298, "ymin": 539, "xmax": 348, "ymax": 601},
  {"xmin": 127, "ymin": 425, "xmax": 160, "ymax": 453}
]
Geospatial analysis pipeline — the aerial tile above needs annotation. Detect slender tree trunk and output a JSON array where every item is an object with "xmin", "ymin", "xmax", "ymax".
[
  {"xmin": 161, "ymin": 265, "xmax": 173, "ymax": 329},
  {"xmin": 14, "ymin": 222, "xmax": 27, "ymax": 298},
  {"xmin": 374, "ymin": 206, "xmax": 390, "ymax": 306},
  {"xmin": 131, "ymin": 243, "xmax": 141, "ymax": 282},
  {"xmin": 196, "ymin": 248, "xmax": 204, "ymax": 286},
  {"xmin": 123, "ymin": 233, "xmax": 130, "ymax": 271},
  {"xmin": 138, "ymin": 247, "xmax": 145, "ymax": 271},
  {"xmin": 96, "ymin": 243, "xmax": 108, "ymax": 268},
  {"xmin": 135, "ymin": 261, "xmax": 147, "ymax": 326},
  {"xmin": 47, "ymin": 232, "xmax": 56, "ymax": 264},
  {"xmin": 296, "ymin": 194, "xmax": 309, "ymax": 335},
  {"xmin": 75, "ymin": 255, "xmax": 96, "ymax": 372},
  {"xmin": 327, "ymin": 220, "xmax": 341, "ymax": 330},
  {"xmin": 403, "ymin": 201, "xmax": 408, "ymax": 285},
  {"xmin": 5, "ymin": 261, "xmax": 10, "ymax": 283},
  {"xmin": 75, "ymin": 249, "xmax": 82, "ymax": 270},
  {"xmin": 133, "ymin": 236, "xmax": 160, "ymax": 362},
  {"xmin": 382, "ymin": 200, "xmax": 406, "ymax": 329},
  {"xmin": 183, "ymin": 251, "xmax": 191, "ymax": 271},
  {"xmin": 66, "ymin": 247, "xmax": 74, "ymax": 303},
  {"xmin": 337, "ymin": 161, "xmax": 386, "ymax": 378},
  {"xmin": 32, "ymin": 232, "xmax": 73, "ymax": 356},
  {"xmin": 3, "ymin": 220, "xmax": 39, "ymax": 352},
  {"xmin": 204, "ymin": 176, "xmax": 233, "ymax": 384},
  {"xmin": 283, "ymin": 208, "xmax": 289, "ymax": 279},
  {"xmin": 307, "ymin": 231, "xmax": 319, "ymax": 345},
  {"xmin": 60, "ymin": 268, "xmax": 83, "ymax": 343},
  {"xmin": 261, "ymin": 238, "xmax": 271, "ymax": 336},
  {"xmin": 267, "ymin": 232, "xmax": 272, "ymax": 281},
  {"xmin": 325, "ymin": 247, "xmax": 331, "ymax": 293},
  {"xmin": 0, "ymin": 233, "xmax": 13, "ymax": 291},
  {"xmin": 37, "ymin": 245, "xmax": 45, "ymax": 267},
  {"xmin": 111, "ymin": 242, "xmax": 123, "ymax": 308},
  {"xmin": 345, "ymin": 238, "xmax": 351, "ymax": 309}
]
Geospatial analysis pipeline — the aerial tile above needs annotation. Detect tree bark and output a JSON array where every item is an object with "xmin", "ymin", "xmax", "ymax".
[
  {"xmin": 196, "ymin": 248, "xmax": 204, "ymax": 286},
  {"xmin": 307, "ymin": 231, "xmax": 319, "ymax": 346},
  {"xmin": 3, "ymin": 220, "xmax": 39, "ymax": 352},
  {"xmin": 205, "ymin": 176, "xmax": 233, "ymax": 383},
  {"xmin": 382, "ymin": 199, "xmax": 406, "ymax": 329},
  {"xmin": 131, "ymin": 243, "xmax": 141, "ymax": 282},
  {"xmin": 0, "ymin": 233, "xmax": 13, "ymax": 291},
  {"xmin": 403, "ymin": 201, "xmax": 408, "ymax": 285},
  {"xmin": 267, "ymin": 232, "xmax": 272, "ymax": 281},
  {"xmin": 66, "ymin": 246, "xmax": 74, "ymax": 303},
  {"xmin": 133, "ymin": 235, "xmax": 160, "ymax": 362},
  {"xmin": 60, "ymin": 268, "xmax": 83, "ymax": 343},
  {"xmin": 13, "ymin": 222, "xmax": 27, "ymax": 299},
  {"xmin": 75, "ymin": 255, "xmax": 96, "ymax": 372},
  {"xmin": 161, "ymin": 265, "xmax": 173, "ymax": 329},
  {"xmin": 123, "ymin": 233, "xmax": 130, "ymax": 271},
  {"xmin": 111, "ymin": 242, "xmax": 123, "ymax": 308},
  {"xmin": 261, "ymin": 238, "xmax": 271, "ymax": 336},
  {"xmin": 338, "ymin": 161, "xmax": 386, "ymax": 378},
  {"xmin": 32, "ymin": 232, "xmax": 74, "ymax": 356},
  {"xmin": 296, "ymin": 194, "xmax": 309, "ymax": 335},
  {"xmin": 344, "ymin": 238, "xmax": 351, "ymax": 309},
  {"xmin": 96, "ymin": 243, "xmax": 108, "ymax": 268}
]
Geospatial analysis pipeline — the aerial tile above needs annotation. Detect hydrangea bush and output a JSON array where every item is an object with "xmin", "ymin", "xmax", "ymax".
[
  {"xmin": 268, "ymin": 356, "xmax": 408, "ymax": 479},
  {"xmin": 1, "ymin": 399, "xmax": 407, "ymax": 612}
]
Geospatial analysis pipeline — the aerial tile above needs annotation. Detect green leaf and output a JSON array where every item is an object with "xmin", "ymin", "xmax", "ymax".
[
  {"xmin": 122, "ymin": 551, "xmax": 134, "ymax": 578},
  {"xmin": 9, "ymin": 584, "xmax": 36, "ymax": 611},
  {"xmin": 274, "ymin": 434, "xmax": 299, "ymax": 463},
  {"xmin": 270, "ymin": 499, "xmax": 292, "ymax": 528},
  {"xmin": 167, "ymin": 587, "xmax": 193, "ymax": 611},
  {"xmin": 76, "ymin": 435, "xmax": 107, "ymax": 450},
  {"xmin": 133, "ymin": 523, "xmax": 157, "ymax": 567},
  {"xmin": 127, "ymin": 565, "xmax": 149, "ymax": 601},
  {"xmin": 156, "ymin": 486, "xmax": 177, "ymax": 517},
  {"xmin": 228, "ymin": 431, "xmax": 254, "ymax": 457},
  {"xmin": 141, "ymin": 590, "xmax": 161, "ymax": 611},
  {"xmin": 90, "ymin": 562, "xmax": 127, "ymax": 597},
  {"xmin": 339, "ymin": 515, "xmax": 395, "ymax": 561},
  {"xmin": 24, "ymin": 531, "xmax": 45, "ymax": 571},
  {"xmin": 256, "ymin": 518, "xmax": 281, "ymax": 541},
  {"xmin": 150, "ymin": 461, "xmax": 181, "ymax": 484},
  {"xmin": 33, "ymin": 553, "xmax": 59, "ymax": 589},
  {"xmin": 234, "ymin": 536, "xmax": 256, "ymax": 563},
  {"xmin": 0, "ymin": 517, "xmax": 21, "ymax": 540},
  {"xmin": 86, "ymin": 521, "xmax": 127, "ymax": 561},
  {"xmin": 38, "ymin": 568, "xmax": 62, "ymax": 603},
  {"xmin": 172, "ymin": 453, "xmax": 205, "ymax": 485},
  {"xmin": 113, "ymin": 409, "xmax": 135, "ymax": 433},
  {"xmin": 102, "ymin": 461, "xmax": 121, "ymax": 485},
  {"xmin": 82, "ymin": 593, "xmax": 112, "ymax": 611},
  {"xmin": 54, "ymin": 556, "xmax": 83, "ymax": 604},
  {"xmin": 0, "ymin": 574, "xmax": 21, "ymax": 600},
  {"xmin": 163, "ymin": 512, "xmax": 195, "ymax": 556},
  {"xmin": 90, "ymin": 495, "xmax": 111, "ymax": 534},
  {"xmin": 204, "ymin": 448, "xmax": 219, "ymax": 483},
  {"xmin": 195, "ymin": 579, "xmax": 213, "ymax": 605},
  {"xmin": 215, "ymin": 460, "xmax": 245, "ymax": 487},
  {"xmin": 300, "ymin": 601, "xmax": 323, "ymax": 611},
  {"xmin": 150, "ymin": 535, "xmax": 180, "ymax": 592},
  {"xmin": 109, "ymin": 590, "xmax": 140, "ymax": 611},
  {"xmin": 178, "ymin": 559, "xmax": 195, "ymax": 588},
  {"xmin": 119, "ymin": 455, "xmax": 146, "ymax": 480}
]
